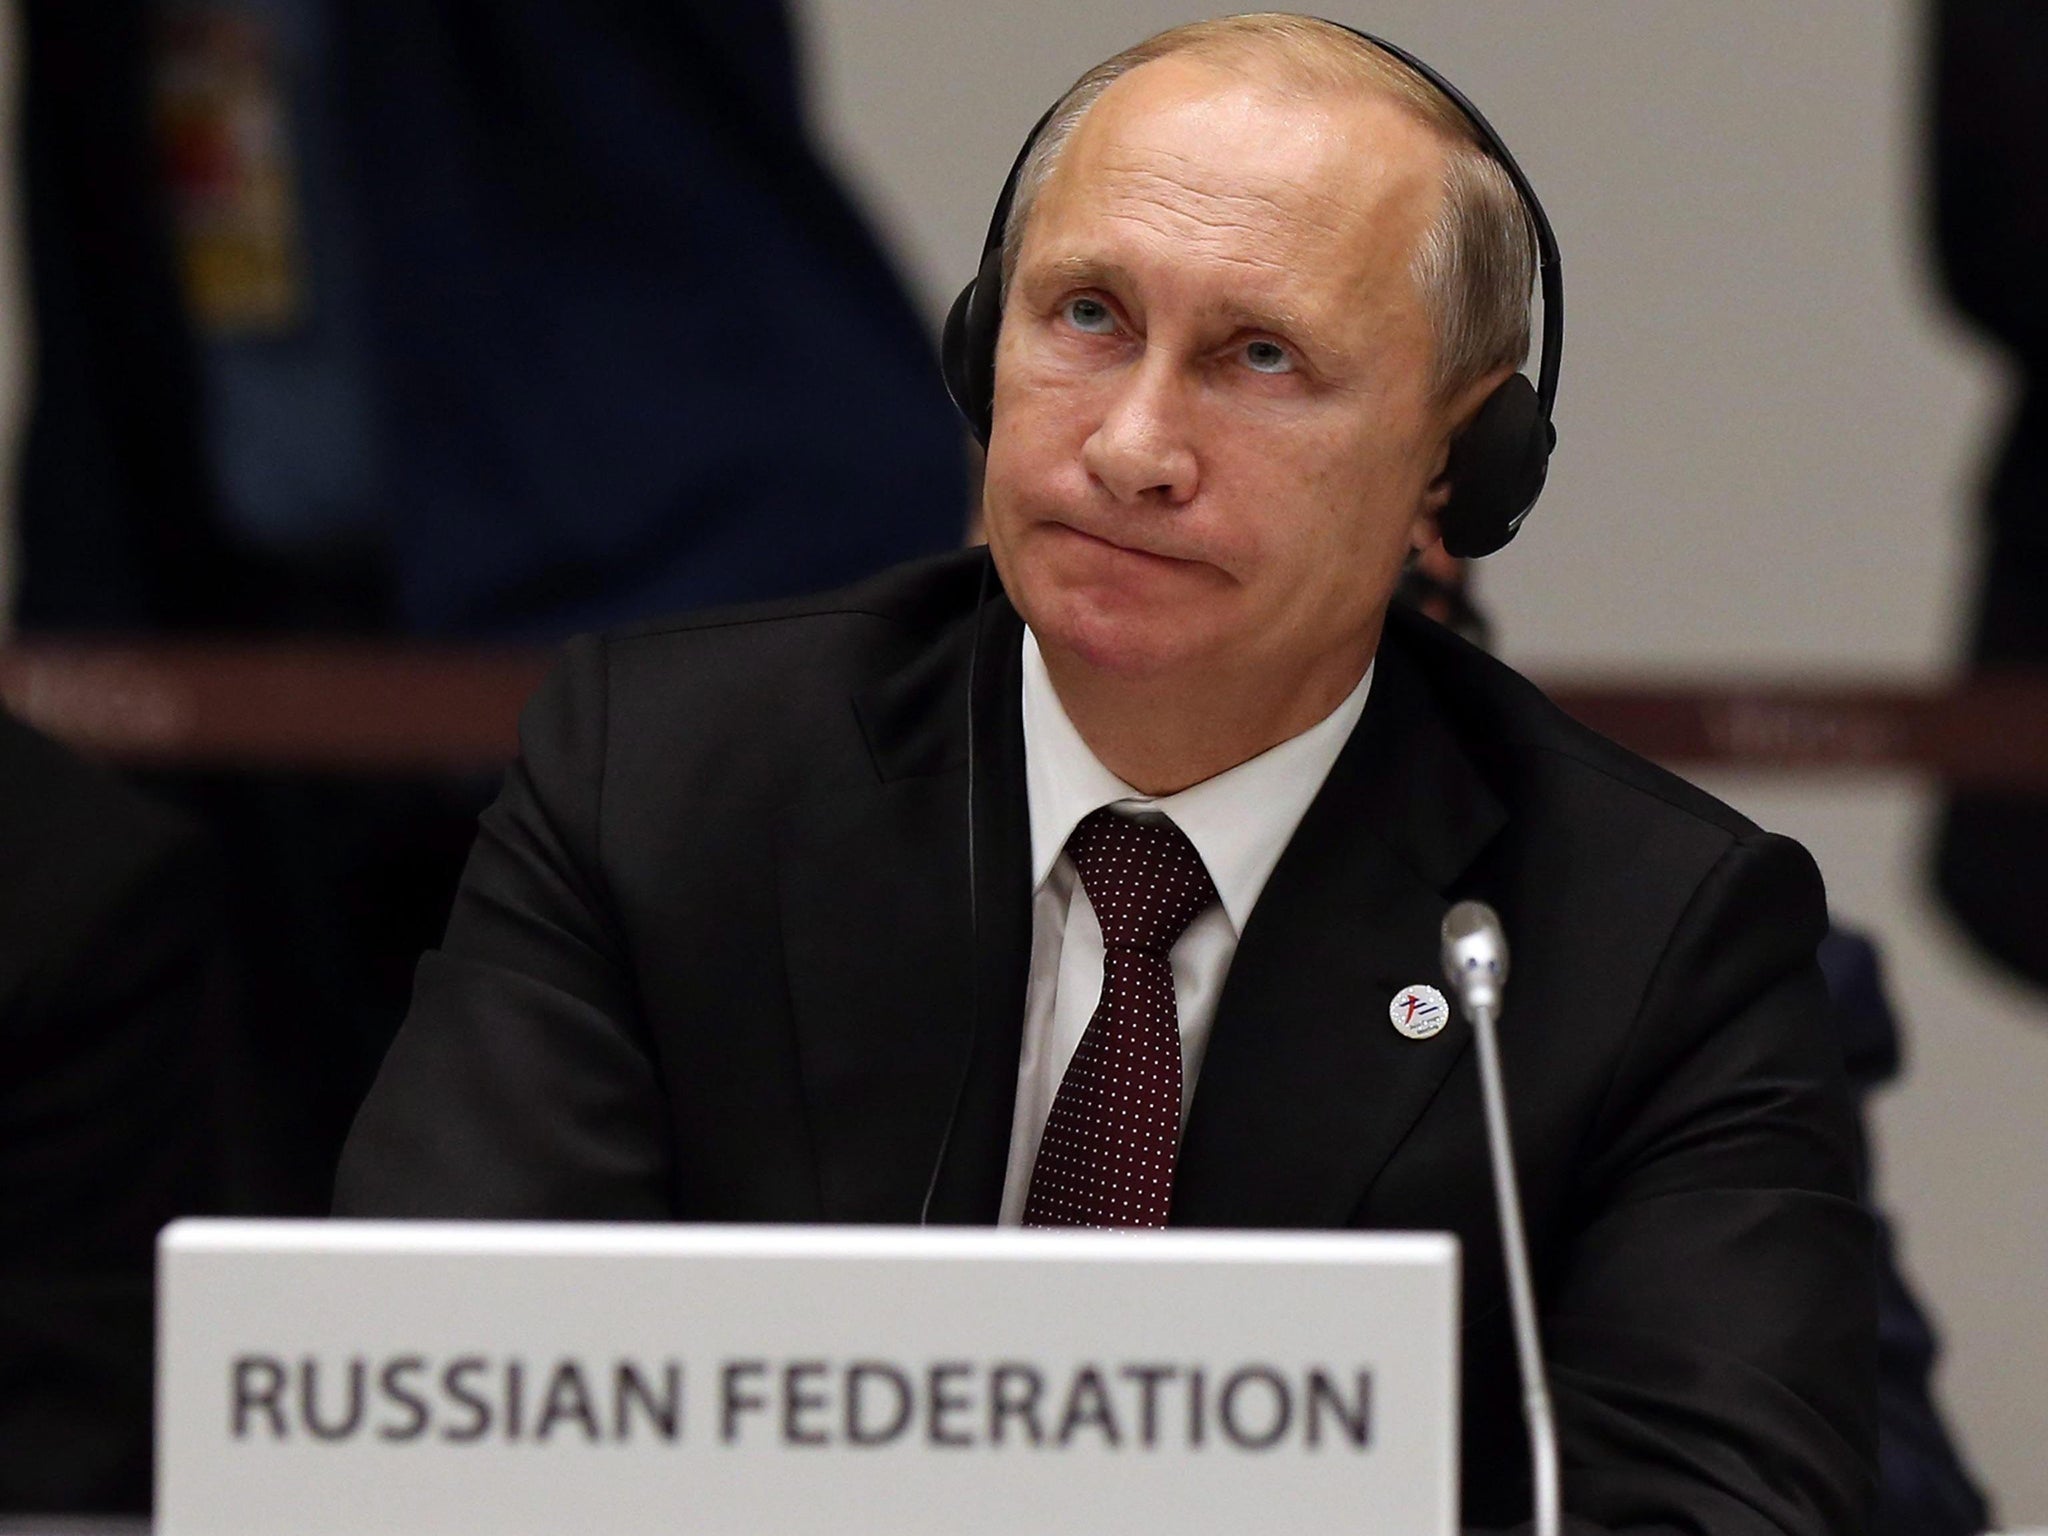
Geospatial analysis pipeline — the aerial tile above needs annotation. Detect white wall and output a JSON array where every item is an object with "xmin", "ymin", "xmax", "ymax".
[{"xmin": 799, "ymin": 0, "xmax": 2048, "ymax": 1519}]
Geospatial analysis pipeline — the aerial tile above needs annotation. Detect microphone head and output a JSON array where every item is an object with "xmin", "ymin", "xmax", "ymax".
[{"xmin": 1441, "ymin": 900, "xmax": 1509, "ymax": 1016}]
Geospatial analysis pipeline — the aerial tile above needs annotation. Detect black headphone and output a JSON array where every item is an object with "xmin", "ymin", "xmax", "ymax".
[{"xmin": 939, "ymin": 22, "xmax": 1564, "ymax": 560}]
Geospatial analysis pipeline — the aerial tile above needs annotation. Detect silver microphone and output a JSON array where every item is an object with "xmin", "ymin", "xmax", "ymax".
[
  {"xmin": 1440, "ymin": 901, "xmax": 1559, "ymax": 1536},
  {"xmin": 1441, "ymin": 899, "xmax": 1509, "ymax": 1017}
]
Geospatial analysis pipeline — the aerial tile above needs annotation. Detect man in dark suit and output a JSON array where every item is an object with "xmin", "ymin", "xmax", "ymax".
[
  {"xmin": 1929, "ymin": 0, "xmax": 2048, "ymax": 988},
  {"xmin": 0, "ymin": 709, "xmax": 229, "ymax": 1512},
  {"xmin": 340, "ymin": 18, "xmax": 1875, "ymax": 1533}
]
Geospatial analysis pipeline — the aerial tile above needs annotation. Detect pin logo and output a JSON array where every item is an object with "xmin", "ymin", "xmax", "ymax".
[{"xmin": 1389, "ymin": 984, "xmax": 1451, "ymax": 1039}]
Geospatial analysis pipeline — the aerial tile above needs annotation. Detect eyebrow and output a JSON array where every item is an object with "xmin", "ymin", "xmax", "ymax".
[{"xmin": 1027, "ymin": 255, "xmax": 1328, "ymax": 349}]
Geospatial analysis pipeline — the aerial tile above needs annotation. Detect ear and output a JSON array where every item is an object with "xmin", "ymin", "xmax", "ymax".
[{"xmin": 1408, "ymin": 486, "xmax": 1447, "ymax": 555}]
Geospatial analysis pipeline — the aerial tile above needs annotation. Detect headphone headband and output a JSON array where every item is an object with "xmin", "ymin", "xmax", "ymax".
[{"xmin": 1340, "ymin": 28, "xmax": 1563, "ymax": 418}]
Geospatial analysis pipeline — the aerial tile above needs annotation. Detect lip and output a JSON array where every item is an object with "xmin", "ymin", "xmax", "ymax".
[{"xmin": 1049, "ymin": 521, "xmax": 1201, "ymax": 568}]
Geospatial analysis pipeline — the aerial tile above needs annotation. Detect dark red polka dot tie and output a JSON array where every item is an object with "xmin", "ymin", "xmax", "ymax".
[{"xmin": 1023, "ymin": 808, "xmax": 1219, "ymax": 1228}]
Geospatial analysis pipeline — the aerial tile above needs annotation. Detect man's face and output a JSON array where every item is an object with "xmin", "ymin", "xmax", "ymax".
[{"xmin": 983, "ymin": 56, "xmax": 1469, "ymax": 697}]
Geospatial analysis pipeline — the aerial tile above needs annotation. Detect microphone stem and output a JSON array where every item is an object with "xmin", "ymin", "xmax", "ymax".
[{"xmin": 1468, "ymin": 998, "xmax": 1560, "ymax": 1536}]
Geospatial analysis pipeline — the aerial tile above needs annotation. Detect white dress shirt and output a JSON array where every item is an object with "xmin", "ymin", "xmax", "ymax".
[{"xmin": 996, "ymin": 629, "xmax": 1374, "ymax": 1224}]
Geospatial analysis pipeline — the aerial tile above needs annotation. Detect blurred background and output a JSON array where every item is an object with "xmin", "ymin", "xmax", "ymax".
[{"xmin": 0, "ymin": 0, "xmax": 2042, "ymax": 1525}]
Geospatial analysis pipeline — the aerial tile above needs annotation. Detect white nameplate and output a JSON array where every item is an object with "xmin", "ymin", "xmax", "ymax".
[{"xmin": 159, "ymin": 1220, "xmax": 1458, "ymax": 1536}]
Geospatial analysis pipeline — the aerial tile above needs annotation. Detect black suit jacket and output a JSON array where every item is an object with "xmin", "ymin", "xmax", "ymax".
[
  {"xmin": 1930, "ymin": 0, "xmax": 2048, "ymax": 987},
  {"xmin": 338, "ymin": 550, "xmax": 1876, "ymax": 1535},
  {"xmin": 0, "ymin": 710, "xmax": 226, "ymax": 1511}
]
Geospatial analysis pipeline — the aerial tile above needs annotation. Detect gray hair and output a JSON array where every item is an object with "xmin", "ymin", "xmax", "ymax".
[{"xmin": 998, "ymin": 15, "xmax": 1537, "ymax": 405}]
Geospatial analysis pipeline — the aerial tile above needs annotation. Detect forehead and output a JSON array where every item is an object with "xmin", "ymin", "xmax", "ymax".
[{"xmin": 1023, "ymin": 54, "xmax": 1448, "ymax": 311}]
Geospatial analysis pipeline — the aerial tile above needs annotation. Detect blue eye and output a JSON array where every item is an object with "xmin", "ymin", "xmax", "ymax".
[
  {"xmin": 1064, "ymin": 297, "xmax": 1116, "ymax": 334},
  {"xmin": 1243, "ymin": 339, "xmax": 1294, "ymax": 374}
]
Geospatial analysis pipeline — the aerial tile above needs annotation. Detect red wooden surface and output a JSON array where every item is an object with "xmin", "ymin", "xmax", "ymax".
[
  {"xmin": 0, "ymin": 642, "xmax": 549, "ymax": 773},
  {"xmin": 4, "ymin": 642, "xmax": 2047, "ymax": 785}
]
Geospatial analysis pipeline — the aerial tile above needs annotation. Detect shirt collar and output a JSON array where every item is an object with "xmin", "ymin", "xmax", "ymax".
[{"xmin": 1021, "ymin": 628, "xmax": 1373, "ymax": 936}]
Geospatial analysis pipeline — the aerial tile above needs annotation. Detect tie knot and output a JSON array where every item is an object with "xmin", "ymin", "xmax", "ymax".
[{"xmin": 1066, "ymin": 808, "xmax": 1218, "ymax": 956}]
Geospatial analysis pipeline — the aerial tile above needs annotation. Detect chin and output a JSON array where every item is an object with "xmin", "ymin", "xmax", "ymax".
[{"xmin": 1018, "ymin": 581, "xmax": 1221, "ymax": 681}]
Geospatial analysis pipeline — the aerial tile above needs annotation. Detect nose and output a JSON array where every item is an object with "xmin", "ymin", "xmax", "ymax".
[{"xmin": 1081, "ymin": 355, "xmax": 1198, "ymax": 505}]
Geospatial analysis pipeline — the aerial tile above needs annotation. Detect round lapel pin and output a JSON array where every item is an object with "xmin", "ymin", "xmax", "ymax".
[{"xmin": 1389, "ymin": 984, "xmax": 1451, "ymax": 1039}]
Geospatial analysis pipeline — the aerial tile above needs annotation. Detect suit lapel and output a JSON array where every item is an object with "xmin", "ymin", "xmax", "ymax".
[
  {"xmin": 779, "ymin": 567, "xmax": 1031, "ymax": 1224},
  {"xmin": 1172, "ymin": 634, "xmax": 1506, "ymax": 1228}
]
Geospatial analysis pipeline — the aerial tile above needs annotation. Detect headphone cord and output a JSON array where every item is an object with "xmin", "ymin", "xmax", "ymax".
[{"xmin": 919, "ymin": 548, "xmax": 996, "ymax": 1226}]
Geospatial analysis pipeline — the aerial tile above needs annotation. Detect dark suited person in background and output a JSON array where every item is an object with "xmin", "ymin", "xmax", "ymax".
[
  {"xmin": 1819, "ymin": 931, "xmax": 1993, "ymax": 1536},
  {"xmin": 1930, "ymin": 0, "xmax": 2048, "ymax": 990},
  {"xmin": 15, "ymin": 0, "xmax": 979, "ymax": 1216},
  {"xmin": 331, "ymin": 0, "xmax": 971, "ymax": 637},
  {"xmin": 0, "ymin": 709, "xmax": 230, "ymax": 1513},
  {"xmin": 341, "ymin": 18, "xmax": 1874, "ymax": 1532}
]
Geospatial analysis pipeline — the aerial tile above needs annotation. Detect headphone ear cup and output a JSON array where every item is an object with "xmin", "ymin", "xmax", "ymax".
[
  {"xmin": 1437, "ymin": 373, "xmax": 1552, "ymax": 559},
  {"xmin": 940, "ymin": 246, "xmax": 1008, "ymax": 447},
  {"xmin": 940, "ymin": 278, "xmax": 983, "ymax": 440}
]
